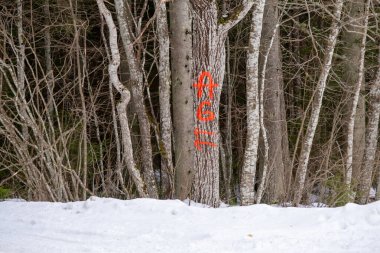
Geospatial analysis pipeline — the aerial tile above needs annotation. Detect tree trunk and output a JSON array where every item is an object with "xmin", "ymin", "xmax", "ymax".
[
  {"xmin": 358, "ymin": 42, "xmax": 380, "ymax": 204},
  {"xmin": 155, "ymin": 0, "xmax": 174, "ymax": 198},
  {"xmin": 190, "ymin": 0, "xmax": 253, "ymax": 207},
  {"xmin": 240, "ymin": 0, "xmax": 265, "ymax": 206},
  {"xmin": 293, "ymin": 0, "xmax": 344, "ymax": 205},
  {"xmin": 16, "ymin": 0, "xmax": 28, "ymax": 142},
  {"xmin": 96, "ymin": 0, "xmax": 147, "ymax": 198},
  {"xmin": 114, "ymin": 0, "xmax": 158, "ymax": 198},
  {"xmin": 259, "ymin": 0, "xmax": 290, "ymax": 204},
  {"xmin": 343, "ymin": 0, "xmax": 369, "ymax": 188},
  {"xmin": 170, "ymin": 0, "xmax": 195, "ymax": 200}
]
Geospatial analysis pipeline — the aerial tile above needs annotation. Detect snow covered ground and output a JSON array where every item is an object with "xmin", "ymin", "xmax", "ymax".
[{"xmin": 1, "ymin": 197, "xmax": 380, "ymax": 253}]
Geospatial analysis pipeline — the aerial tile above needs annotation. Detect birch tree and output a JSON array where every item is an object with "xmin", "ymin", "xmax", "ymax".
[
  {"xmin": 240, "ymin": 0, "xmax": 265, "ymax": 206},
  {"xmin": 155, "ymin": 0, "xmax": 174, "ymax": 198},
  {"xmin": 293, "ymin": 0, "xmax": 345, "ymax": 205}
]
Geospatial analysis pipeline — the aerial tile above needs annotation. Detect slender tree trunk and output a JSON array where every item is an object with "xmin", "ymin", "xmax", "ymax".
[
  {"xmin": 16, "ymin": 0, "xmax": 28, "ymax": 141},
  {"xmin": 114, "ymin": 0, "xmax": 158, "ymax": 198},
  {"xmin": 96, "ymin": 0, "xmax": 147, "ymax": 198},
  {"xmin": 221, "ymin": 36, "xmax": 233, "ymax": 203},
  {"xmin": 259, "ymin": 0, "xmax": 290, "ymax": 204},
  {"xmin": 293, "ymin": 0, "xmax": 345, "ymax": 205},
  {"xmin": 44, "ymin": 0, "xmax": 54, "ymax": 116},
  {"xmin": 170, "ymin": 0, "xmax": 194, "ymax": 200},
  {"xmin": 240, "ymin": 0, "xmax": 265, "ymax": 206},
  {"xmin": 155, "ymin": 0, "xmax": 174, "ymax": 198},
  {"xmin": 358, "ymin": 42, "xmax": 380, "ymax": 204},
  {"xmin": 343, "ymin": 0, "xmax": 369, "ymax": 188}
]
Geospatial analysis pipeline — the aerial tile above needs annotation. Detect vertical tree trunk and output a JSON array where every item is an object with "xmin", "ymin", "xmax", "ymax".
[
  {"xmin": 170, "ymin": 0, "xmax": 194, "ymax": 200},
  {"xmin": 293, "ymin": 0, "xmax": 345, "ymax": 205},
  {"xmin": 222, "ymin": 36, "xmax": 234, "ymax": 204},
  {"xmin": 114, "ymin": 0, "xmax": 158, "ymax": 198},
  {"xmin": 190, "ymin": 0, "xmax": 253, "ymax": 207},
  {"xmin": 96, "ymin": 0, "xmax": 147, "ymax": 198},
  {"xmin": 190, "ymin": 1, "xmax": 223, "ymax": 207},
  {"xmin": 240, "ymin": 0, "xmax": 265, "ymax": 206},
  {"xmin": 155, "ymin": 0, "xmax": 174, "ymax": 198},
  {"xmin": 343, "ymin": 0, "xmax": 369, "ymax": 188},
  {"xmin": 358, "ymin": 42, "xmax": 380, "ymax": 204},
  {"xmin": 16, "ymin": 0, "xmax": 28, "ymax": 141},
  {"xmin": 259, "ymin": 0, "xmax": 290, "ymax": 203},
  {"xmin": 44, "ymin": 0, "xmax": 54, "ymax": 116}
]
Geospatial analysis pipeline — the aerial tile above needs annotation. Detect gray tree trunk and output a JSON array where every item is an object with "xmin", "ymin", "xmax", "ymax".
[
  {"xmin": 155, "ymin": 0, "xmax": 174, "ymax": 198},
  {"xmin": 114, "ymin": 0, "xmax": 158, "ymax": 198},
  {"xmin": 170, "ymin": 0, "xmax": 195, "ymax": 200},
  {"xmin": 96, "ymin": 0, "xmax": 148, "ymax": 197},
  {"xmin": 358, "ymin": 42, "xmax": 380, "ymax": 204},
  {"xmin": 259, "ymin": 0, "xmax": 290, "ymax": 204},
  {"xmin": 342, "ymin": 0, "xmax": 368, "ymax": 188},
  {"xmin": 190, "ymin": 0, "xmax": 254, "ymax": 207}
]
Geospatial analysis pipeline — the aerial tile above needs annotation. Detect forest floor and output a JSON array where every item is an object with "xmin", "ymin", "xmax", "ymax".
[{"xmin": 1, "ymin": 197, "xmax": 380, "ymax": 253}]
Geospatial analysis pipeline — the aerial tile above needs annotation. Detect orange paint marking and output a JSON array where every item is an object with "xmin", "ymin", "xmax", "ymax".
[
  {"xmin": 194, "ymin": 128, "xmax": 217, "ymax": 151},
  {"xmin": 193, "ymin": 71, "xmax": 218, "ymax": 99}
]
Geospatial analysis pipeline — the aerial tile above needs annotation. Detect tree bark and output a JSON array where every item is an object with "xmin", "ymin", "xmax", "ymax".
[
  {"xmin": 170, "ymin": 0, "xmax": 195, "ymax": 200},
  {"xmin": 343, "ymin": 0, "xmax": 369, "ymax": 188},
  {"xmin": 96, "ymin": 0, "xmax": 147, "ymax": 198},
  {"xmin": 190, "ymin": 0, "xmax": 253, "ymax": 207},
  {"xmin": 155, "ymin": 0, "xmax": 174, "ymax": 198},
  {"xmin": 358, "ymin": 42, "xmax": 380, "ymax": 204},
  {"xmin": 293, "ymin": 0, "xmax": 345, "ymax": 205},
  {"xmin": 240, "ymin": 0, "xmax": 265, "ymax": 206},
  {"xmin": 114, "ymin": 0, "xmax": 158, "ymax": 198},
  {"xmin": 259, "ymin": 0, "xmax": 290, "ymax": 204}
]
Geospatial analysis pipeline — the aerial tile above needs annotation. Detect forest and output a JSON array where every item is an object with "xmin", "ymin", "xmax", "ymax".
[{"xmin": 0, "ymin": 0, "xmax": 379, "ymax": 208}]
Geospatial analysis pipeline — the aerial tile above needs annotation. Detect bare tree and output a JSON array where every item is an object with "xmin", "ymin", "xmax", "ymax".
[
  {"xmin": 241, "ymin": 0, "xmax": 265, "ymax": 206},
  {"xmin": 259, "ymin": 0, "xmax": 290, "ymax": 204},
  {"xmin": 344, "ymin": 0, "xmax": 370, "ymax": 189},
  {"xmin": 155, "ymin": 0, "xmax": 174, "ymax": 198},
  {"xmin": 170, "ymin": 0, "xmax": 195, "ymax": 200},
  {"xmin": 358, "ymin": 42, "xmax": 380, "ymax": 204},
  {"xmin": 114, "ymin": 0, "xmax": 158, "ymax": 198},
  {"xmin": 190, "ymin": 0, "xmax": 254, "ymax": 207},
  {"xmin": 293, "ymin": 0, "xmax": 345, "ymax": 205},
  {"xmin": 96, "ymin": 0, "xmax": 147, "ymax": 197}
]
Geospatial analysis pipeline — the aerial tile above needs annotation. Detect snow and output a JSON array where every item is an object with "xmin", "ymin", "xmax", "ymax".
[{"xmin": 1, "ymin": 197, "xmax": 380, "ymax": 253}]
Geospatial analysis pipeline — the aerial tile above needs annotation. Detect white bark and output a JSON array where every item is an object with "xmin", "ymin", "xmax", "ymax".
[
  {"xmin": 155, "ymin": 0, "xmax": 174, "ymax": 198},
  {"xmin": 255, "ymin": 23, "xmax": 279, "ymax": 205},
  {"xmin": 96, "ymin": 0, "xmax": 147, "ymax": 197},
  {"xmin": 294, "ymin": 0, "xmax": 344, "ymax": 205},
  {"xmin": 345, "ymin": 0, "xmax": 370, "ymax": 187},
  {"xmin": 240, "ymin": 0, "xmax": 265, "ymax": 206}
]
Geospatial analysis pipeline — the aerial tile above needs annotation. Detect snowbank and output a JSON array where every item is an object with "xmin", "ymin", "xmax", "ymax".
[{"xmin": 1, "ymin": 197, "xmax": 380, "ymax": 253}]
